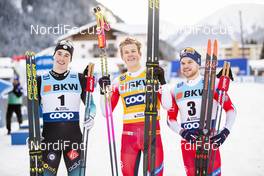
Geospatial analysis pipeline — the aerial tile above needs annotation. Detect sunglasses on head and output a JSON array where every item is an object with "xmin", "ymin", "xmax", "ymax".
[
  {"xmin": 180, "ymin": 47, "xmax": 195, "ymax": 57},
  {"xmin": 58, "ymin": 40, "xmax": 73, "ymax": 48}
]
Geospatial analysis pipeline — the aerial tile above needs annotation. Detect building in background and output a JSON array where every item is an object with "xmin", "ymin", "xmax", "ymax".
[
  {"xmin": 36, "ymin": 22, "xmax": 175, "ymax": 78},
  {"xmin": 190, "ymin": 41, "xmax": 262, "ymax": 60},
  {"xmin": 56, "ymin": 22, "xmax": 175, "ymax": 61},
  {"xmin": 220, "ymin": 41, "xmax": 262, "ymax": 60}
]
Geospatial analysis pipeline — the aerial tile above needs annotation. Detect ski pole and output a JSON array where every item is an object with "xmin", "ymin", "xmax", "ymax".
[
  {"xmin": 79, "ymin": 63, "xmax": 95, "ymax": 176},
  {"xmin": 93, "ymin": 6, "xmax": 119, "ymax": 176},
  {"xmin": 210, "ymin": 62, "xmax": 231, "ymax": 172}
]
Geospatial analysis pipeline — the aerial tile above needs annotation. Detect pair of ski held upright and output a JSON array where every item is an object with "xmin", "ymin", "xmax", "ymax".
[
  {"xmin": 26, "ymin": 52, "xmax": 44, "ymax": 176},
  {"xmin": 195, "ymin": 39, "xmax": 232, "ymax": 176},
  {"xmin": 195, "ymin": 39, "xmax": 218, "ymax": 176},
  {"xmin": 143, "ymin": 0, "xmax": 160, "ymax": 176}
]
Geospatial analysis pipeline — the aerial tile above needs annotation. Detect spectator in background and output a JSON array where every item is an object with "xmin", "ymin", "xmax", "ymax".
[{"xmin": 6, "ymin": 77, "xmax": 23, "ymax": 134}]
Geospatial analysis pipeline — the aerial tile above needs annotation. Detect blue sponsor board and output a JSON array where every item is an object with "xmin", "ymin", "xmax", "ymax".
[
  {"xmin": 0, "ymin": 79, "xmax": 13, "ymax": 97},
  {"xmin": 170, "ymin": 60, "xmax": 181, "ymax": 77},
  {"xmin": 35, "ymin": 55, "xmax": 53, "ymax": 70},
  {"xmin": 217, "ymin": 58, "xmax": 249, "ymax": 76}
]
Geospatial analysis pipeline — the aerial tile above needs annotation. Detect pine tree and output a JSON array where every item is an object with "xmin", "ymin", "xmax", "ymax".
[{"xmin": 260, "ymin": 42, "xmax": 264, "ymax": 59}]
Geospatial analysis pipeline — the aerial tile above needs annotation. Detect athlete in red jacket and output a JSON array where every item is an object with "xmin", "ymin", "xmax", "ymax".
[
  {"xmin": 167, "ymin": 47, "xmax": 236, "ymax": 176},
  {"xmin": 99, "ymin": 37, "xmax": 172, "ymax": 176}
]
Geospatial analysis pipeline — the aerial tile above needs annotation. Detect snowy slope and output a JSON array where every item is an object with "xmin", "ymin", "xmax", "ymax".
[
  {"xmin": 199, "ymin": 3, "xmax": 264, "ymax": 34},
  {"xmin": 0, "ymin": 82, "xmax": 264, "ymax": 175},
  {"xmin": 169, "ymin": 3, "xmax": 264, "ymax": 49}
]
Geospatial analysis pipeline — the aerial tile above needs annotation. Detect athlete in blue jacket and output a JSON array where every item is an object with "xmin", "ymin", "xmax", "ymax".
[{"xmin": 37, "ymin": 40, "xmax": 96, "ymax": 176}]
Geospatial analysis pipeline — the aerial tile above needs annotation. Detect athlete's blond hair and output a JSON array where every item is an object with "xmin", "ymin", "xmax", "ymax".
[{"xmin": 119, "ymin": 37, "xmax": 142, "ymax": 57}]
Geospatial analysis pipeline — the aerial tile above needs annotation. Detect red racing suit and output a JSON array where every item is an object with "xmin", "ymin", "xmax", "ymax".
[
  {"xmin": 102, "ymin": 67, "xmax": 171, "ymax": 176},
  {"xmin": 167, "ymin": 75, "xmax": 236, "ymax": 176}
]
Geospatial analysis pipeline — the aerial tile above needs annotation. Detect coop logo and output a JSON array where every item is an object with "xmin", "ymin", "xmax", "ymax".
[
  {"xmin": 182, "ymin": 121, "xmax": 200, "ymax": 130},
  {"xmin": 50, "ymin": 112, "xmax": 74, "ymax": 120},
  {"xmin": 124, "ymin": 93, "xmax": 145, "ymax": 107}
]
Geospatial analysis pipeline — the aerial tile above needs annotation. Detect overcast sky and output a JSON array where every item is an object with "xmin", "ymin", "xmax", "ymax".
[{"xmin": 97, "ymin": 0, "xmax": 264, "ymax": 26}]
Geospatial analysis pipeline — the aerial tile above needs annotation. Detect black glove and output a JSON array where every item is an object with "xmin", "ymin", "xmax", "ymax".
[
  {"xmin": 217, "ymin": 67, "xmax": 234, "ymax": 81},
  {"xmin": 83, "ymin": 65, "xmax": 89, "ymax": 77},
  {"xmin": 83, "ymin": 64, "xmax": 96, "ymax": 77},
  {"xmin": 98, "ymin": 75, "xmax": 111, "ymax": 95},
  {"xmin": 154, "ymin": 66, "xmax": 166, "ymax": 85},
  {"xmin": 13, "ymin": 84, "xmax": 22, "ymax": 97},
  {"xmin": 210, "ymin": 128, "xmax": 230, "ymax": 148},
  {"xmin": 180, "ymin": 129, "xmax": 199, "ymax": 143}
]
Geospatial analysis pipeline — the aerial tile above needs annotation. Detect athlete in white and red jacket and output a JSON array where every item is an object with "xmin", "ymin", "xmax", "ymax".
[
  {"xmin": 99, "ymin": 37, "xmax": 172, "ymax": 176},
  {"xmin": 167, "ymin": 47, "xmax": 236, "ymax": 176}
]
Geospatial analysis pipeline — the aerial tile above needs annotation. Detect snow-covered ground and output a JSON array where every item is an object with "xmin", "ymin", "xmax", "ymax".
[{"xmin": 0, "ymin": 82, "xmax": 264, "ymax": 176}]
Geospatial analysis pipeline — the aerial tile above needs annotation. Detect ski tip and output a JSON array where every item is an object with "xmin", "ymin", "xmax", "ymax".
[
  {"xmin": 213, "ymin": 40, "xmax": 218, "ymax": 56},
  {"xmin": 25, "ymin": 51, "xmax": 36, "ymax": 57},
  {"xmin": 207, "ymin": 39, "xmax": 212, "ymax": 55}
]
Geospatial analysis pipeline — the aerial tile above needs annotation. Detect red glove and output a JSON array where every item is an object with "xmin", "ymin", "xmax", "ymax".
[
  {"xmin": 217, "ymin": 76, "xmax": 230, "ymax": 92},
  {"xmin": 86, "ymin": 76, "xmax": 95, "ymax": 92}
]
